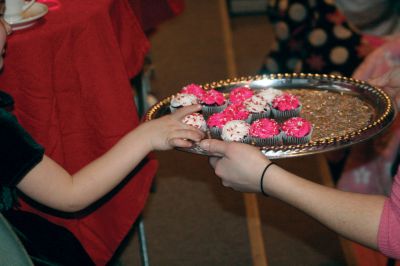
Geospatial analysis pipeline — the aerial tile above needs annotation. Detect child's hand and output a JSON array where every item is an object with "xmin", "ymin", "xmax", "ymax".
[{"xmin": 142, "ymin": 104, "xmax": 206, "ymax": 151}]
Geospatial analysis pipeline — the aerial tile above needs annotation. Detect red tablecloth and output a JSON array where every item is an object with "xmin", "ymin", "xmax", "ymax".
[
  {"xmin": 129, "ymin": 0, "xmax": 184, "ymax": 32},
  {"xmin": 0, "ymin": 0, "xmax": 182, "ymax": 264}
]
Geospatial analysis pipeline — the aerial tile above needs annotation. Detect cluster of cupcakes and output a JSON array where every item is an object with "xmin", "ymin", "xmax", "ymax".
[{"xmin": 171, "ymin": 83, "xmax": 313, "ymax": 146}]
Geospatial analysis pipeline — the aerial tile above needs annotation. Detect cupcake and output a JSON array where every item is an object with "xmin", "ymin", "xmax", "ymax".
[
  {"xmin": 271, "ymin": 93, "xmax": 301, "ymax": 120},
  {"xmin": 228, "ymin": 87, "xmax": 254, "ymax": 105},
  {"xmin": 281, "ymin": 117, "xmax": 313, "ymax": 145},
  {"xmin": 206, "ymin": 112, "xmax": 233, "ymax": 139},
  {"xmin": 249, "ymin": 118, "xmax": 282, "ymax": 146},
  {"xmin": 256, "ymin": 88, "xmax": 283, "ymax": 104},
  {"xmin": 201, "ymin": 89, "xmax": 227, "ymax": 117},
  {"xmin": 223, "ymin": 103, "xmax": 250, "ymax": 122},
  {"xmin": 181, "ymin": 83, "xmax": 206, "ymax": 100},
  {"xmin": 182, "ymin": 113, "xmax": 207, "ymax": 132},
  {"xmin": 221, "ymin": 120, "xmax": 250, "ymax": 143},
  {"xmin": 243, "ymin": 95, "xmax": 270, "ymax": 122},
  {"xmin": 170, "ymin": 93, "xmax": 199, "ymax": 113}
]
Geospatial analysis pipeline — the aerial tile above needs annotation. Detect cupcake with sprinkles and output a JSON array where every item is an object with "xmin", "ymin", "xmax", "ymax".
[
  {"xmin": 256, "ymin": 88, "xmax": 283, "ymax": 104},
  {"xmin": 223, "ymin": 103, "xmax": 250, "ymax": 122},
  {"xmin": 170, "ymin": 93, "xmax": 199, "ymax": 113},
  {"xmin": 228, "ymin": 86, "xmax": 254, "ymax": 105},
  {"xmin": 182, "ymin": 113, "xmax": 207, "ymax": 132},
  {"xmin": 249, "ymin": 118, "xmax": 282, "ymax": 146},
  {"xmin": 221, "ymin": 120, "xmax": 250, "ymax": 143},
  {"xmin": 243, "ymin": 94, "xmax": 270, "ymax": 122},
  {"xmin": 201, "ymin": 89, "xmax": 227, "ymax": 117},
  {"xmin": 207, "ymin": 112, "xmax": 233, "ymax": 139},
  {"xmin": 271, "ymin": 93, "xmax": 301, "ymax": 120},
  {"xmin": 281, "ymin": 117, "xmax": 313, "ymax": 145},
  {"xmin": 181, "ymin": 83, "xmax": 206, "ymax": 101}
]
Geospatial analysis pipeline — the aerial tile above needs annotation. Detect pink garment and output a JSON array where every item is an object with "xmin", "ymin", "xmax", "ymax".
[
  {"xmin": 337, "ymin": 116, "xmax": 400, "ymax": 195},
  {"xmin": 378, "ymin": 166, "xmax": 400, "ymax": 259}
]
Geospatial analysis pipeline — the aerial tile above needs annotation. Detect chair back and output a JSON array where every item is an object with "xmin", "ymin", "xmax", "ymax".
[{"xmin": 0, "ymin": 213, "xmax": 33, "ymax": 265}]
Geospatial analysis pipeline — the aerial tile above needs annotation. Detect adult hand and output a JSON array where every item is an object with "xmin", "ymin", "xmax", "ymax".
[
  {"xmin": 143, "ymin": 104, "xmax": 205, "ymax": 151},
  {"xmin": 200, "ymin": 139, "xmax": 269, "ymax": 193}
]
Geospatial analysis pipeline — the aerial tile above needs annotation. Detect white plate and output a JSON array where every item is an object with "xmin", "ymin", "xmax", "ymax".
[{"xmin": 7, "ymin": 2, "xmax": 48, "ymax": 30}]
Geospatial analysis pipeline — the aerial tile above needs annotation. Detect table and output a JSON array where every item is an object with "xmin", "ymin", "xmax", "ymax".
[{"xmin": 0, "ymin": 0, "xmax": 183, "ymax": 264}]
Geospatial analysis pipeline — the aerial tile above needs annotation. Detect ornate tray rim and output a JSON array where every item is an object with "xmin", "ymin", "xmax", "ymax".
[{"xmin": 145, "ymin": 73, "xmax": 397, "ymax": 159}]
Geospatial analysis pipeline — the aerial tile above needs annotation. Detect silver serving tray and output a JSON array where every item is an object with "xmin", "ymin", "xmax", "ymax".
[{"xmin": 145, "ymin": 73, "xmax": 397, "ymax": 159}]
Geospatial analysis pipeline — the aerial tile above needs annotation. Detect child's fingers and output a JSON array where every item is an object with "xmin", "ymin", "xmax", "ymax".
[
  {"xmin": 168, "ymin": 138, "xmax": 195, "ymax": 148},
  {"xmin": 169, "ymin": 129, "xmax": 204, "ymax": 143},
  {"xmin": 171, "ymin": 104, "xmax": 202, "ymax": 120}
]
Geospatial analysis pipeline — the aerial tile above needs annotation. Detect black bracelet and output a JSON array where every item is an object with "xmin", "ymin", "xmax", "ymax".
[{"xmin": 260, "ymin": 162, "xmax": 275, "ymax": 196}]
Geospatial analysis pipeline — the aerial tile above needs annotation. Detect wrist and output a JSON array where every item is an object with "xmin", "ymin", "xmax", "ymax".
[
  {"xmin": 131, "ymin": 122, "xmax": 154, "ymax": 152},
  {"xmin": 260, "ymin": 162, "xmax": 275, "ymax": 196}
]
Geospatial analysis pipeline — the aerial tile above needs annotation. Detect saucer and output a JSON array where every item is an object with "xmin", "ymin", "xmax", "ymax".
[{"xmin": 6, "ymin": 2, "xmax": 48, "ymax": 30}]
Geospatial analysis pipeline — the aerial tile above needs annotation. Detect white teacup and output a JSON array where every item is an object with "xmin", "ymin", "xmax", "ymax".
[{"xmin": 4, "ymin": 0, "xmax": 36, "ymax": 23}]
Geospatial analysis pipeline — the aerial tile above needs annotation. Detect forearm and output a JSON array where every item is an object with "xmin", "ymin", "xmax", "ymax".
[
  {"xmin": 69, "ymin": 123, "xmax": 153, "ymax": 207},
  {"xmin": 264, "ymin": 165, "xmax": 386, "ymax": 248},
  {"xmin": 18, "ymin": 123, "xmax": 153, "ymax": 212}
]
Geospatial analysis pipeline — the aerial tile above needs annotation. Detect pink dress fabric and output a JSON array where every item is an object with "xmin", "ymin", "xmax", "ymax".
[
  {"xmin": 378, "ymin": 166, "xmax": 400, "ymax": 259},
  {"xmin": 337, "ymin": 116, "xmax": 400, "ymax": 195}
]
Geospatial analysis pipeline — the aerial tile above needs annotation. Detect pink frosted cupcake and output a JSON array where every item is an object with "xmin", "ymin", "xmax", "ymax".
[
  {"xmin": 281, "ymin": 117, "xmax": 313, "ymax": 145},
  {"xmin": 271, "ymin": 93, "xmax": 302, "ymax": 120},
  {"xmin": 256, "ymin": 88, "xmax": 283, "ymax": 104},
  {"xmin": 243, "ymin": 95, "xmax": 270, "ymax": 122},
  {"xmin": 207, "ymin": 112, "xmax": 233, "ymax": 139},
  {"xmin": 201, "ymin": 89, "xmax": 227, "ymax": 117},
  {"xmin": 182, "ymin": 113, "xmax": 207, "ymax": 132},
  {"xmin": 170, "ymin": 93, "xmax": 199, "ymax": 113},
  {"xmin": 249, "ymin": 118, "xmax": 282, "ymax": 146},
  {"xmin": 228, "ymin": 87, "xmax": 254, "ymax": 105},
  {"xmin": 181, "ymin": 83, "xmax": 206, "ymax": 100},
  {"xmin": 223, "ymin": 103, "xmax": 250, "ymax": 122},
  {"xmin": 221, "ymin": 120, "xmax": 250, "ymax": 143}
]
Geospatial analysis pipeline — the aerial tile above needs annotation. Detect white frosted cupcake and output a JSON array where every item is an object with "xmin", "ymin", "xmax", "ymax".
[
  {"xmin": 256, "ymin": 88, "xmax": 283, "ymax": 104},
  {"xmin": 221, "ymin": 120, "xmax": 250, "ymax": 143},
  {"xmin": 170, "ymin": 93, "xmax": 199, "ymax": 113},
  {"xmin": 243, "ymin": 95, "xmax": 270, "ymax": 122},
  {"xmin": 182, "ymin": 113, "xmax": 207, "ymax": 132}
]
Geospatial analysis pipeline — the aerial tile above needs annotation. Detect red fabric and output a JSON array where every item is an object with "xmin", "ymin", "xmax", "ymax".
[
  {"xmin": 129, "ymin": 0, "xmax": 184, "ymax": 32},
  {"xmin": 0, "ymin": 0, "xmax": 185, "ymax": 264},
  {"xmin": 349, "ymin": 242, "xmax": 391, "ymax": 266}
]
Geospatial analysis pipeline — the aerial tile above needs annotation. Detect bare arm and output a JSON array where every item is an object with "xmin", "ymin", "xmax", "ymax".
[
  {"xmin": 201, "ymin": 140, "xmax": 385, "ymax": 249},
  {"xmin": 17, "ymin": 105, "xmax": 205, "ymax": 212},
  {"xmin": 265, "ymin": 163, "xmax": 385, "ymax": 248}
]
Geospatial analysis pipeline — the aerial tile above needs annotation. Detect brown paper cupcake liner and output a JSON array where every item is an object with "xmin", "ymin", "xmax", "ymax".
[
  {"xmin": 201, "ymin": 102, "xmax": 228, "ymax": 117},
  {"xmin": 249, "ymin": 133, "xmax": 283, "ymax": 146},
  {"xmin": 209, "ymin": 126, "xmax": 223, "ymax": 139},
  {"xmin": 282, "ymin": 128, "xmax": 313, "ymax": 145},
  {"xmin": 271, "ymin": 105, "xmax": 302, "ymax": 121},
  {"xmin": 248, "ymin": 108, "xmax": 271, "ymax": 123}
]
